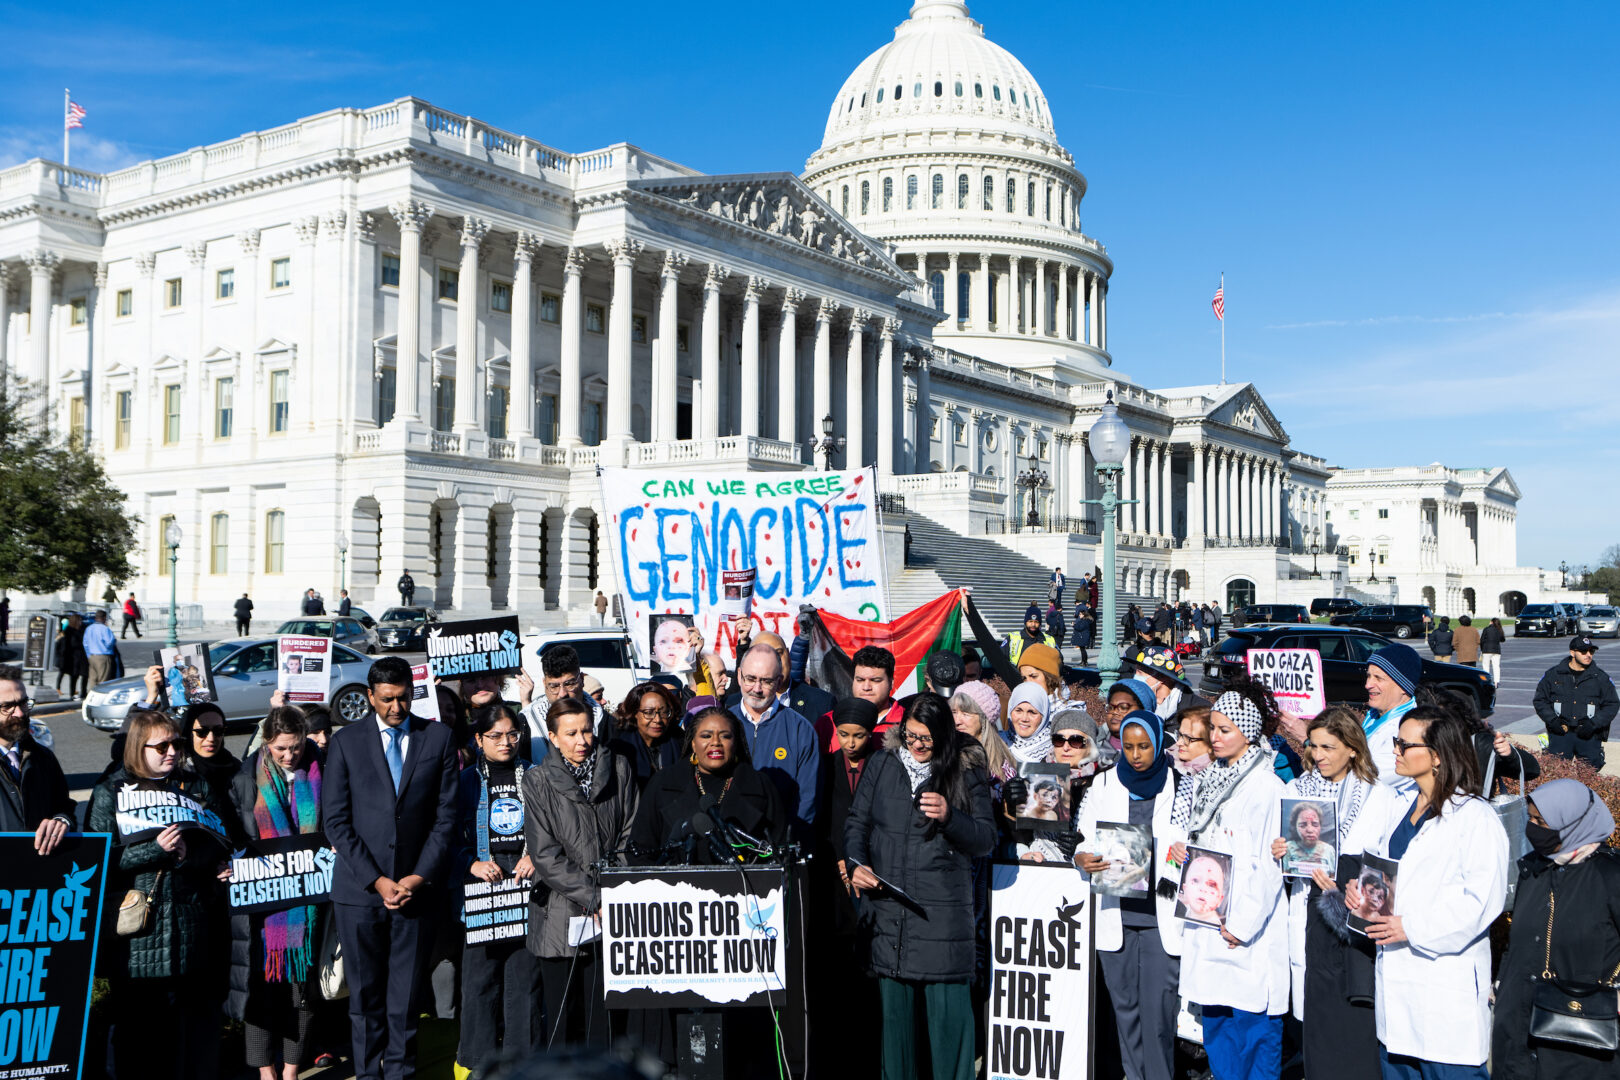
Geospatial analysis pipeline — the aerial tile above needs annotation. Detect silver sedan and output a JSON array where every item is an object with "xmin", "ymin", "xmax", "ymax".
[
  {"xmin": 1580, "ymin": 606, "xmax": 1620, "ymax": 639},
  {"xmin": 81, "ymin": 637, "xmax": 377, "ymax": 732}
]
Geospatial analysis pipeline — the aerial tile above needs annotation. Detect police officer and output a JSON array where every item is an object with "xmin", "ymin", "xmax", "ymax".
[{"xmin": 1533, "ymin": 632, "xmax": 1620, "ymax": 767}]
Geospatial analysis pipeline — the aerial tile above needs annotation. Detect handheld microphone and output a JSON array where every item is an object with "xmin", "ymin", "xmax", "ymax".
[{"xmin": 691, "ymin": 810, "xmax": 744, "ymax": 864}]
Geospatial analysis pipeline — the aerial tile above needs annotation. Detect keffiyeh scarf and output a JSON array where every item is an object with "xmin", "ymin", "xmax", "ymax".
[
  {"xmin": 897, "ymin": 745, "xmax": 934, "ymax": 793},
  {"xmin": 1293, "ymin": 769, "xmax": 1372, "ymax": 839},
  {"xmin": 1173, "ymin": 692, "xmax": 1271, "ymax": 837},
  {"xmin": 252, "ymin": 748, "xmax": 322, "ymax": 984}
]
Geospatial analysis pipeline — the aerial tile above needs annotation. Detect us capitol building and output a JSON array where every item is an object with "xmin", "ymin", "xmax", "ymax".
[{"xmin": 0, "ymin": 1, "xmax": 1569, "ymax": 624}]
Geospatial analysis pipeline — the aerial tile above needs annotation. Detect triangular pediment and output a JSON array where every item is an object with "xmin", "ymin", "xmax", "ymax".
[
  {"xmin": 1485, "ymin": 468, "xmax": 1521, "ymax": 500},
  {"xmin": 629, "ymin": 173, "xmax": 907, "ymax": 280},
  {"xmin": 255, "ymin": 337, "xmax": 296, "ymax": 356},
  {"xmin": 1208, "ymin": 383, "xmax": 1287, "ymax": 443},
  {"xmin": 202, "ymin": 346, "xmax": 239, "ymax": 364}
]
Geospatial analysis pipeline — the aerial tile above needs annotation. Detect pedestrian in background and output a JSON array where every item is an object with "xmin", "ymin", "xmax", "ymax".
[
  {"xmin": 1452, "ymin": 615, "xmax": 1480, "ymax": 667},
  {"xmin": 1428, "ymin": 616, "xmax": 1455, "ymax": 662},
  {"xmin": 397, "ymin": 571, "xmax": 416, "ymax": 606},
  {"xmin": 1071, "ymin": 600, "xmax": 1094, "ymax": 665},
  {"xmin": 301, "ymin": 589, "xmax": 325, "ymax": 617},
  {"xmin": 593, "ymin": 590, "xmax": 608, "ymax": 625},
  {"xmin": 235, "ymin": 593, "xmax": 255, "ymax": 636},
  {"xmin": 54, "ymin": 612, "xmax": 87, "ymax": 698},
  {"xmin": 337, "ymin": 590, "xmax": 352, "ymax": 617},
  {"xmin": 1534, "ymin": 633, "xmax": 1619, "ymax": 769},
  {"xmin": 122, "ymin": 593, "xmax": 143, "ymax": 638},
  {"xmin": 1479, "ymin": 618, "xmax": 1505, "ymax": 684},
  {"xmin": 83, "ymin": 609, "xmax": 118, "ymax": 693}
]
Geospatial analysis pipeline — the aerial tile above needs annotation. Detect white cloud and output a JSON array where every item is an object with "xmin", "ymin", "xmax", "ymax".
[{"xmin": 0, "ymin": 128, "xmax": 145, "ymax": 172}]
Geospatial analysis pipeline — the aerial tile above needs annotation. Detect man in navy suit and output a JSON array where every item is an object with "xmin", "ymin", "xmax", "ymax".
[{"xmin": 323, "ymin": 655, "xmax": 460, "ymax": 1080}]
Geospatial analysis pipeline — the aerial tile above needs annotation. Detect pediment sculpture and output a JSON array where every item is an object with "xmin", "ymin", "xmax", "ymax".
[{"xmin": 661, "ymin": 180, "xmax": 877, "ymax": 267}]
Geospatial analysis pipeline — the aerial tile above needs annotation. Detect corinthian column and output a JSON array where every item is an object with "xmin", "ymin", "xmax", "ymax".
[
  {"xmin": 845, "ymin": 309, "xmax": 869, "ymax": 468},
  {"xmin": 558, "ymin": 248, "xmax": 584, "ymax": 445},
  {"xmin": 603, "ymin": 237, "xmax": 643, "ymax": 445},
  {"xmin": 778, "ymin": 289, "xmax": 802, "ymax": 444},
  {"xmin": 388, "ymin": 202, "xmax": 433, "ymax": 424},
  {"xmin": 700, "ymin": 264, "xmax": 728, "ymax": 440},
  {"xmin": 655, "ymin": 251, "xmax": 687, "ymax": 443},
  {"xmin": 740, "ymin": 277, "xmax": 763, "ymax": 439},
  {"xmin": 877, "ymin": 319, "xmax": 896, "ymax": 475},
  {"xmin": 914, "ymin": 350, "xmax": 933, "ymax": 473},
  {"xmin": 24, "ymin": 249, "xmax": 60, "ymax": 409},
  {"xmin": 812, "ymin": 300, "xmax": 835, "ymax": 448},
  {"xmin": 509, "ymin": 233, "xmax": 539, "ymax": 440},
  {"xmin": 453, "ymin": 217, "xmax": 489, "ymax": 433}
]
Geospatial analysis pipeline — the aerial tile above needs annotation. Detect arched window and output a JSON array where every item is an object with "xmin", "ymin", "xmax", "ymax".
[
  {"xmin": 929, "ymin": 271, "xmax": 945, "ymax": 313},
  {"xmin": 860, "ymin": 180, "xmax": 870, "ymax": 215},
  {"xmin": 934, "ymin": 81, "xmax": 943, "ymax": 97},
  {"xmin": 988, "ymin": 271, "xmax": 998, "ymax": 324},
  {"xmin": 1024, "ymin": 92, "xmax": 1032, "ymax": 109},
  {"xmin": 1006, "ymin": 175, "xmax": 1016, "ymax": 213},
  {"xmin": 906, "ymin": 175, "xmax": 918, "ymax": 210},
  {"xmin": 841, "ymin": 185, "xmax": 849, "ymax": 216},
  {"xmin": 847, "ymin": 97, "xmax": 854, "ymax": 113},
  {"xmin": 914, "ymin": 82, "xmax": 923, "ymax": 98},
  {"xmin": 1027, "ymin": 181, "xmax": 1036, "ymax": 216},
  {"xmin": 974, "ymin": 82, "xmax": 983, "ymax": 98},
  {"xmin": 931, "ymin": 173, "xmax": 943, "ymax": 209},
  {"xmin": 957, "ymin": 173, "xmax": 968, "ymax": 209},
  {"xmin": 1059, "ymin": 187, "xmax": 1067, "ymax": 225},
  {"xmin": 895, "ymin": 84, "xmax": 903, "ymax": 99},
  {"xmin": 982, "ymin": 175, "xmax": 993, "ymax": 210},
  {"xmin": 1045, "ymin": 182, "xmax": 1052, "ymax": 220},
  {"xmin": 877, "ymin": 87, "xmax": 885, "ymax": 103},
  {"xmin": 883, "ymin": 176, "xmax": 893, "ymax": 212},
  {"xmin": 954, "ymin": 81, "xmax": 963, "ymax": 97},
  {"xmin": 992, "ymin": 85, "xmax": 1002, "ymax": 101},
  {"xmin": 957, "ymin": 271, "xmax": 971, "ymax": 319},
  {"xmin": 264, "ymin": 510, "xmax": 285, "ymax": 573},
  {"xmin": 210, "ymin": 513, "xmax": 229, "ymax": 574},
  {"xmin": 860, "ymin": 92, "xmax": 866, "ymax": 107}
]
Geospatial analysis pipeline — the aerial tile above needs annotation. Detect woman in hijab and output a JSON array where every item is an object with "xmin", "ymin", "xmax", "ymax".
[
  {"xmin": 1492, "ymin": 778, "xmax": 1620, "ymax": 1080},
  {"xmin": 1170, "ymin": 682, "xmax": 1290, "ymax": 1080},
  {"xmin": 1075, "ymin": 709, "xmax": 1185, "ymax": 1080},
  {"xmin": 183, "ymin": 702, "xmax": 246, "ymax": 844},
  {"xmin": 1001, "ymin": 683, "xmax": 1052, "ymax": 766}
]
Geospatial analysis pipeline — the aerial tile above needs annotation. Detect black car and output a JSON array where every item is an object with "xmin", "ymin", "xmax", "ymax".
[
  {"xmin": 1310, "ymin": 597, "xmax": 1363, "ymax": 617},
  {"xmin": 1515, "ymin": 603, "xmax": 1576, "ymax": 637},
  {"xmin": 1231, "ymin": 604, "xmax": 1310, "ymax": 627},
  {"xmin": 1329, "ymin": 604, "xmax": 1433, "ymax": 640},
  {"xmin": 374, "ymin": 606, "xmax": 442, "ymax": 650},
  {"xmin": 1198, "ymin": 625, "xmax": 1495, "ymax": 718}
]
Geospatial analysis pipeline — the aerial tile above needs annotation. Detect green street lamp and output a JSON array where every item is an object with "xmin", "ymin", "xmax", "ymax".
[
  {"xmin": 164, "ymin": 520, "xmax": 182, "ymax": 648},
  {"xmin": 338, "ymin": 532, "xmax": 349, "ymax": 596},
  {"xmin": 1079, "ymin": 392, "xmax": 1136, "ymax": 691}
]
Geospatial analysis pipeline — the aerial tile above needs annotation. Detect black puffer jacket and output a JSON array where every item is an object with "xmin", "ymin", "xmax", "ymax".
[
  {"xmin": 1492, "ymin": 848, "xmax": 1620, "ymax": 1079},
  {"xmin": 844, "ymin": 730, "xmax": 995, "ymax": 983},
  {"xmin": 1533, "ymin": 659, "xmax": 1620, "ymax": 737}
]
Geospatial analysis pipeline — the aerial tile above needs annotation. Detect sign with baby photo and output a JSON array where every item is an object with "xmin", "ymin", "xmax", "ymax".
[
  {"xmin": 1085, "ymin": 822, "xmax": 1153, "ymax": 898},
  {"xmin": 1015, "ymin": 762, "xmax": 1071, "ymax": 832},
  {"xmin": 1280, "ymin": 797, "xmax": 1338, "ymax": 878},
  {"xmin": 1348, "ymin": 854, "xmax": 1398, "ymax": 935},
  {"xmin": 1174, "ymin": 846, "xmax": 1234, "ymax": 927}
]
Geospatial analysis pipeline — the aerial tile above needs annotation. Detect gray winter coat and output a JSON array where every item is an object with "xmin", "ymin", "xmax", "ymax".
[{"xmin": 521, "ymin": 743, "xmax": 638, "ymax": 958}]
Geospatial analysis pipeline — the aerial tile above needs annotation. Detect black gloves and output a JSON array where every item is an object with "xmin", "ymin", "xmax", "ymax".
[
  {"xmin": 1049, "ymin": 829, "xmax": 1080, "ymax": 861},
  {"xmin": 1002, "ymin": 776, "xmax": 1028, "ymax": 817}
]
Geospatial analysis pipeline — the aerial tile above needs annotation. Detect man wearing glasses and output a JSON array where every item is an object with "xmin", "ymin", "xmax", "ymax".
[
  {"xmin": 1534, "ymin": 632, "xmax": 1619, "ymax": 768},
  {"xmin": 0, "ymin": 664, "xmax": 75, "ymax": 854}
]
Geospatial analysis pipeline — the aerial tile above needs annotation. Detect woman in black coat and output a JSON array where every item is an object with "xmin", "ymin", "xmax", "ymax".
[
  {"xmin": 609, "ymin": 682, "xmax": 683, "ymax": 791},
  {"xmin": 1492, "ymin": 778, "xmax": 1620, "ymax": 1079},
  {"xmin": 846, "ymin": 693, "xmax": 996, "ymax": 1080}
]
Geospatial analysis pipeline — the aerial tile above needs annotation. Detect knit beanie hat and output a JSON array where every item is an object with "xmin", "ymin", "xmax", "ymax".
[
  {"xmin": 1368, "ymin": 643, "xmax": 1422, "ymax": 698},
  {"xmin": 1051, "ymin": 704, "xmax": 1098, "ymax": 737},
  {"xmin": 1110, "ymin": 678, "xmax": 1156, "ymax": 713},
  {"xmin": 954, "ymin": 680, "xmax": 1003, "ymax": 727},
  {"xmin": 1018, "ymin": 643, "xmax": 1062, "ymax": 683}
]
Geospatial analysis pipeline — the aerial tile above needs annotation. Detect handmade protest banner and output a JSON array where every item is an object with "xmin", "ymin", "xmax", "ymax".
[
  {"xmin": 277, "ymin": 635, "xmax": 333, "ymax": 704},
  {"xmin": 424, "ymin": 616, "xmax": 523, "ymax": 679},
  {"xmin": 986, "ymin": 862, "xmax": 1092, "ymax": 1080},
  {"xmin": 600, "ymin": 467, "xmax": 889, "ymax": 665},
  {"xmin": 1245, "ymin": 647, "xmax": 1326, "ymax": 719},
  {"xmin": 410, "ymin": 663, "xmax": 442, "ymax": 723},
  {"xmin": 227, "ymin": 835, "xmax": 336, "ymax": 914},
  {"xmin": 113, "ymin": 780, "xmax": 232, "ymax": 849},
  {"xmin": 463, "ymin": 877, "xmax": 530, "ymax": 945},
  {"xmin": 0, "ymin": 832, "xmax": 111, "ymax": 1080},
  {"xmin": 600, "ymin": 867, "xmax": 788, "ymax": 1008}
]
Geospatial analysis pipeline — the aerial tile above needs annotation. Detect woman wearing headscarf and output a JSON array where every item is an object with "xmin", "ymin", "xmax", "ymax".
[
  {"xmin": 846, "ymin": 693, "xmax": 996, "ymax": 1080},
  {"xmin": 1269, "ymin": 705, "xmax": 1395, "ymax": 1080},
  {"xmin": 1075, "ymin": 709, "xmax": 1185, "ymax": 1080},
  {"xmin": 1001, "ymin": 682, "xmax": 1053, "ymax": 767},
  {"xmin": 1170, "ymin": 684, "xmax": 1290, "ymax": 1080},
  {"xmin": 1345, "ymin": 706, "xmax": 1507, "ymax": 1078},
  {"xmin": 1492, "ymin": 778, "xmax": 1620, "ymax": 1079},
  {"xmin": 183, "ymin": 702, "xmax": 246, "ymax": 843},
  {"xmin": 1105, "ymin": 678, "xmax": 1157, "ymax": 751}
]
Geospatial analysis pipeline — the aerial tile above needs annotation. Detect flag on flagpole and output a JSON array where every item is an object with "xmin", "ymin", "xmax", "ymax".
[
  {"xmin": 65, "ymin": 101, "xmax": 86, "ymax": 130},
  {"xmin": 1211, "ymin": 283, "xmax": 1225, "ymax": 321}
]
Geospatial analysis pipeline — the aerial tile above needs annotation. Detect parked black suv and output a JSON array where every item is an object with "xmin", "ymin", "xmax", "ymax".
[
  {"xmin": 1230, "ymin": 604, "xmax": 1310, "ymax": 627},
  {"xmin": 1198, "ymin": 625, "xmax": 1495, "ymax": 717},
  {"xmin": 1515, "ymin": 603, "xmax": 1576, "ymax": 637},
  {"xmin": 1310, "ymin": 597, "xmax": 1363, "ymax": 617},
  {"xmin": 1329, "ymin": 604, "xmax": 1433, "ymax": 640}
]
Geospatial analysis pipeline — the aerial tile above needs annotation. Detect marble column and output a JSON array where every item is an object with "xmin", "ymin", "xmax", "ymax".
[
  {"xmin": 1033, "ymin": 260, "xmax": 1046, "ymax": 337},
  {"xmin": 558, "ymin": 247, "xmax": 584, "ymax": 445},
  {"xmin": 902, "ymin": 357, "xmax": 917, "ymax": 471},
  {"xmin": 740, "ymin": 276, "xmax": 762, "ymax": 439},
  {"xmin": 0, "ymin": 263, "xmax": 11, "ymax": 381},
  {"xmin": 845, "ymin": 309, "xmax": 868, "ymax": 467},
  {"xmin": 1130, "ymin": 438, "xmax": 1145, "ymax": 534},
  {"xmin": 778, "ymin": 289, "xmax": 801, "ymax": 444},
  {"xmin": 877, "ymin": 319, "xmax": 896, "ymax": 474},
  {"xmin": 968, "ymin": 408, "xmax": 983, "ymax": 475},
  {"xmin": 1057, "ymin": 263, "xmax": 1070, "ymax": 340},
  {"xmin": 812, "ymin": 300, "xmax": 834, "ymax": 454},
  {"xmin": 1270, "ymin": 465, "xmax": 1282, "ymax": 543},
  {"xmin": 23, "ymin": 249, "xmax": 59, "ymax": 421},
  {"xmin": 1190, "ymin": 443, "xmax": 1206, "ymax": 543},
  {"xmin": 1147, "ymin": 441, "xmax": 1161, "ymax": 536},
  {"xmin": 509, "ymin": 233, "xmax": 539, "ymax": 440},
  {"xmin": 1161, "ymin": 443, "xmax": 1173, "ymax": 539},
  {"xmin": 942, "ymin": 405, "xmax": 956, "ymax": 473},
  {"xmin": 1222, "ymin": 450, "xmax": 1235, "ymax": 540},
  {"xmin": 700, "ymin": 263, "xmax": 727, "ymax": 441},
  {"xmin": 453, "ymin": 217, "xmax": 488, "ymax": 432},
  {"xmin": 603, "ymin": 237, "xmax": 642, "ymax": 444},
  {"xmin": 1007, "ymin": 256, "xmax": 1021, "ymax": 333},
  {"xmin": 971, "ymin": 256, "xmax": 989, "ymax": 329},
  {"xmin": 945, "ymin": 253, "xmax": 960, "ymax": 326},
  {"xmin": 914, "ymin": 351, "xmax": 933, "ymax": 473},
  {"xmin": 655, "ymin": 251, "xmax": 687, "ymax": 443},
  {"xmin": 1099, "ymin": 282, "xmax": 1108, "ymax": 350},
  {"xmin": 387, "ymin": 204, "xmax": 431, "ymax": 425}
]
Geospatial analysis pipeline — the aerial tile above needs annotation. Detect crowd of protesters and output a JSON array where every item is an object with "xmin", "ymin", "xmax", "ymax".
[{"xmin": 4, "ymin": 585, "xmax": 1620, "ymax": 1080}]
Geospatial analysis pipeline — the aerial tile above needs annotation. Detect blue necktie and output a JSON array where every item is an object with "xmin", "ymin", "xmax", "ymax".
[{"xmin": 384, "ymin": 725, "xmax": 404, "ymax": 794}]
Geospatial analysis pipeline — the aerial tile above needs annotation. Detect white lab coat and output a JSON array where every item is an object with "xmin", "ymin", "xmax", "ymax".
[
  {"xmin": 1365, "ymin": 791, "xmax": 1508, "ymax": 1066},
  {"xmin": 1283, "ymin": 775, "xmax": 1397, "ymax": 1020},
  {"xmin": 1177, "ymin": 758, "xmax": 1291, "ymax": 1015},
  {"xmin": 1075, "ymin": 765, "xmax": 1185, "ymax": 956}
]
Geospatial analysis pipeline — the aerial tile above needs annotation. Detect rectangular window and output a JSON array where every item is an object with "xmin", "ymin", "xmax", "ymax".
[
  {"xmin": 214, "ymin": 377, "xmax": 234, "ymax": 439},
  {"xmin": 582, "ymin": 401, "xmax": 602, "ymax": 446},
  {"xmin": 906, "ymin": 175, "xmax": 917, "ymax": 210},
  {"xmin": 883, "ymin": 176, "xmax": 893, "ymax": 213},
  {"xmin": 381, "ymin": 253, "xmax": 401, "ymax": 288},
  {"xmin": 539, "ymin": 393, "xmax": 558, "ymax": 444},
  {"xmin": 116, "ymin": 289, "xmax": 132, "ymax": 317},
  {"xmin": 437, "ymin": 266, "xmax": 459, "ymax": 301},
  {"xmin": 586, "ymin": 304, "xmax": 605, "ymax": 333},
  {"xmin": 69, "ymin": 297, "xmax": 87, "ymax": 326},
  {"xmin": 677, "ymin": 324, "xmax": 690, "ymax": 352},
  {"xmin": 632, "ymin": 314, "xmax": 647, "ymax": 344},
  {"xmin": 264, "ymin": 510, "xmax": 285, "ymax": 573},
  {"xmin": 1377, "ymin": 543, "xmax": 1390, "ymax": 565},
  {"xmin": 216, "ymin": 268, "xmax": 235, "ymax": 300},
  {"xmin": 487, "ymin": 386, "xmax": 508, "ymax": 439},
  {"xmin": 210, "ymin": 513, "xmax": 229, "ymax": 574},
  {"xmin": 540, "ymin": 293, "xmax": 560, "ymax": 323},
  {"xmin": 1377, "ymin": 508, "xmax": 1389, "ymax": 519},
  {"xmin": 376, "ymin": 366, "xmax": 396, "ymax": 426},
  {"xmin": 269, "ymin": 370, "xmax": 290, "ymax": 433},
  {"xmin": 68, "ymin": 397, "xmax": 85, "ymax": 446},
  {"xmin": 158, "ymin": 515, "xmax": 176, "ymax": 576},
  {"xmin": 1007, "ymin": 175, "xmax": 1017, "ymax": 213},
  {"xmin": 115, "ymin": 390, "xmax": 132, "ymax": 449},
  {"xmin": 163, "ymin": 384, "xmax": 181, "ymax": 444},
  {"xmin": 433, "ymin": 377, "xmax": 454, "ymax": 432},
  {"xmin": 164, "ymin": 278, "xmax": 183, "ymax": 309},
  {"xmin": 270, "ymin": 257, "xmax": 291, "ymax": 290},
  {"xmin": 954, "ymin": 422, "xmax": 966, "ymax": 445},
  {"xmin": 1349, "ymin": 509, "xmax": 1360, "ymax": 521},
  {"xmin": 491, "ymin": 279, "xmax": 512, "ymax": 313}
]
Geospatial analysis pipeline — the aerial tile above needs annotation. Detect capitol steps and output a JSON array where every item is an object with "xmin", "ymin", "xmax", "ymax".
[{"xmin": 889, "ymin": 513, "xmax": 1063, "ymax": 636}]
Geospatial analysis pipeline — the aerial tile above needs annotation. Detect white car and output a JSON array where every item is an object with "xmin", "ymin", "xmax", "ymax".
[
  {"xmin": 515, "ymin": 626, "xmax": 647, "ymax": 710},
  {"xmin": 1579, "ymin": 605, "xmax": 1620, "ymax": 638}
]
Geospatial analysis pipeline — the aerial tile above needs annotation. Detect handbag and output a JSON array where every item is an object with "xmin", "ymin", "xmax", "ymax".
[
  {"xmin": 1529, "ymin": 883, "xmax": 1620, "ymax": 1051},
  {"xmin": 318, "ymin": 912, "xmax": 348, "ymax": 1001},
  {"xmin": 1482, "ymin": 746, "xmax": 1531, "ymax": 911},
  {"xmin": 116, "ymin": 871, "xmax": 164, "ymax": 937}
]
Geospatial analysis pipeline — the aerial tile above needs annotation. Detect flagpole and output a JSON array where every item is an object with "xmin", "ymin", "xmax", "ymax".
[
  {"xmin": 1219, "ymin": 271, "xmax": 1226, "ymax": 385},
  {"xmin": 63, "ymin": 88, "xmax": 70, "ymax": 166}
]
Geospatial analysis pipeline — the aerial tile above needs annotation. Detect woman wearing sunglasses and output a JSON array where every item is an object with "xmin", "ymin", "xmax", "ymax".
[
  {"xmin": 87, "ymin": 705, "xmax": 234, "ymax": 1077},
  {"xmin": 183, "ymin": 702, "xmax": 246, "ymax": 844},
  {"xmin": 1075, "ymin": 708, "xmax": 1186, "ymax": 1080}
]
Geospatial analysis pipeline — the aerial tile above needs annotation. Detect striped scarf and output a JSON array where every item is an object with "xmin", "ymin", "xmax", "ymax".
[{"xmin": 252, "ymin": 748, "xmax": 322, "ymax": 984}]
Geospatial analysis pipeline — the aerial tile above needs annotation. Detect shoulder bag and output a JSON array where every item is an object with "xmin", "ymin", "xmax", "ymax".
[
  {"xmin": 1482, "ymin": 745, "xmax": 1531, "ymax": 911},
  {"xmin": 116, "ymin": 870, "xmax": 165, "ymax": 937},
  {"xmin": 1530, "ymin": 883, "xmax": 1620, "ymax": 1052}
]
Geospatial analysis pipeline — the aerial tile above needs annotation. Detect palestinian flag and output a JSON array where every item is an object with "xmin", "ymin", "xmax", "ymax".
[{"xmin": 803, "ymin": 588, "xmax": 1022, "ymax": 698}]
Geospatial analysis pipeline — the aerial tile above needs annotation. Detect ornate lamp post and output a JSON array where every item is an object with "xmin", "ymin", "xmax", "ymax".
[
  {"xmin": 1018, "ymin": 452, "xmax": 1048, "ymax": 529},
  {"xmin": 807, "ymin": 413, "xmax": 845, "ymax": 471},
  {"xmin": 164, "ymin": 521, "xmax": 182, "ymax": 648},
  {"xmin": 338, "ymin": 532, "xmax": 350, "ymax": 596},
  {"xmin": 1560, "ymin": 560, "xmax": 1569, "ymax": 588},
  {"xmin": 1079, "ymin": 392, "xmax": 1135, "ymax": 690},
  {"xmin": 1309, "ymin": 527, "xmax": 1322, "ymax": 579}
]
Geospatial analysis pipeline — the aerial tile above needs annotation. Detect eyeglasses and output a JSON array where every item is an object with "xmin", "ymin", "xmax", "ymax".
[
  {"xmin": 193, "ymin": 726, "xmax": 224, "ymax": 739},
  {"xmin": 1392, "ymin": 737, "xmax": 1431, "ymax": 755},
  {"xmin": 1175, "ymin": 733, "xmax": 1208, "ymax": 747},
  {"xmin": 479, "ymin": 731, "xmax": 522, "ymax": 743},
  {"xmin": 1050, "ymin": 734, "xmax": 1092, "ymax": 749},
  {"xmin": 902, "ymin": 730, "xmax": 934, "ymax": 747},
  {"xmin": 637, "ymin": 708, "xmax": 672, "ymax": 720},
  {"xmin": 0, "ymin": 699, "xmax": 29, "ymax": 714},
  {"xmin": 145, "ymin": 739, "xmax": 185, "ymax": 754},
  {"xmin": 1106, "ymin": 701, "xmax": 1134, "ymax": 713}
]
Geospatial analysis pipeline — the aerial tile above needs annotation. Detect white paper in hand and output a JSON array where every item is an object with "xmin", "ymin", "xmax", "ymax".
[{"xmin": 568, "ymin": 915, "xmax": 602, "ymax": 946}]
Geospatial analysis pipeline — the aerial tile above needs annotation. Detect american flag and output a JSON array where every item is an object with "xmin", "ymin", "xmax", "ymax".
[
  {"xmin": 1211, "ymin": 283, "xmax": 1225, "ymax": 321},
  {"xmin": 66, "ymin": 101, "xmax": 86, "ymax": 130}
]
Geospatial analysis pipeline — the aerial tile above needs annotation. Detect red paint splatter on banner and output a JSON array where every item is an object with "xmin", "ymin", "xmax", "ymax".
[
  {"xmin": 854, "ymin": 474, "xmax": 864, "ymax": 484},
  {"xmin": 765, "ymin": 557, "xmax": 772, "ymax": 566},
  {"xmin": 810, "ymin": 558, "xmax": 819, "ymax": 568},
  {"xmin": 630, "ymin": 529, "xmax": 638, "ymax": 541},
  {"xmin": 673, "ymin": 571, "xmax": 681, "ymax": 583},
  {"xmin": 808, "ymin": 520, "xmax": 817, "ymax": 529},
  {"xmin": 824, "ymin": 587, "xmax": 832, "ymax": 597},
  {"xmin": 763, "ymin": 533, "xmax": 771, "ymax": 541},
  {"xmin": 672, "ymin": 522, "xmax": 680, "ymax": 534}
]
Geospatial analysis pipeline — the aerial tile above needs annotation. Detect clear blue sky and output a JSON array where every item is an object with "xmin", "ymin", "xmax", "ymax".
[{"xmin": 3, "ymin": 0, "xmax": 1616, "ymax": 572}]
